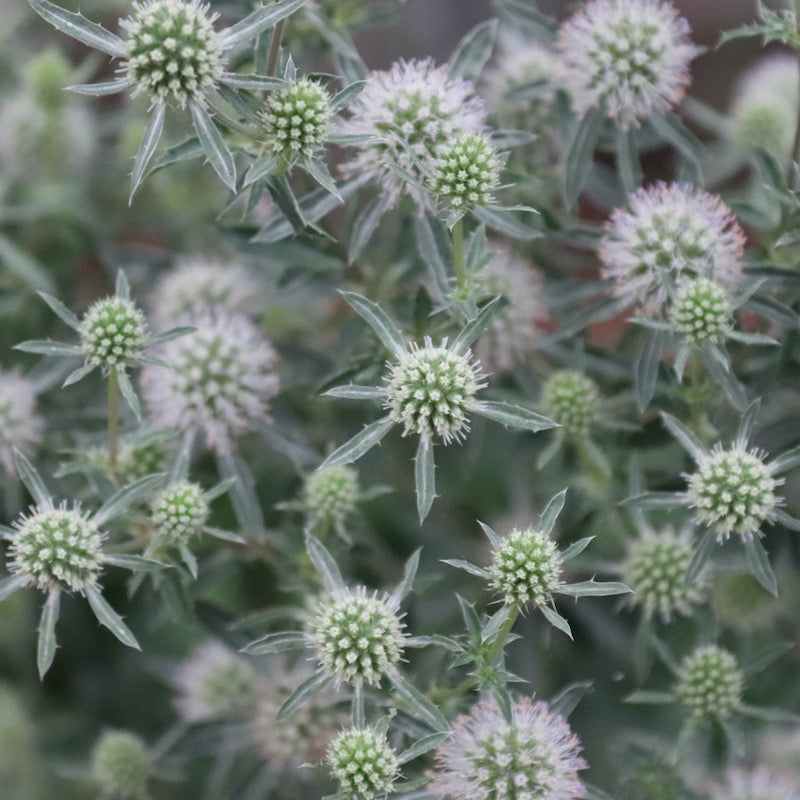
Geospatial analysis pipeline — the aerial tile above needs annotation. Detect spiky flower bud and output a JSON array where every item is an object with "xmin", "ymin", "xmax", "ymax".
[
  {"xmin": 385, "ymin": 339, "xmax": 485, "ymax": 444},
  {"xmin": 0, "ymin": 368, "xmax": 43, "ymax": 474},
  {"xmin": 259, "ymin": 78, "xmax": 332, "ymax": 162},
  {"xmin": 326, "ymin": 726, "xmax": 400, "ymax": 799},
  {"xmin": 557, "ymin": 0, "xmax": 697, "ymax": 129},
  {"xmin": 91, "ymin": 730, "xmax": 152, "ymax": 800},
  {"xmin": 121, "ymin": 0, "xmax": 224, "ymax": 107},
  {"xmin": 151, "ymin": 481, "xmax": 209, "ymax": 544},
  {"xmin": 673, "ymin": 645, "xmax": 744, "ymax": 722},
  {"xmin": 687, "ymin": 446, "xmax": 777, "ymax": 541},
  {"xmin": 9, "ymin": 504, "xmax": 103, "ymax": 593},
  {"xmin": 541, "ymin": 370, "xmax": 600, "ymax": 438},
  {"xmin": 429, "ymin": 697, "xmax": 587, "ymax": 800},
  {"xmin": 489, "ymin": 527, "xmax": 562, "ymax": 610},
  {"xmin": 622, "ymin": 528, "xmax": 704, "ymax": 622},
  {"xmin": 308, "ymin": 587, "xmax": 405, "ymax": 686},
  {"xmin": 79, "ymin": 297, "xmax": 148, "ymax": 371},
  {"xmin": 670, "ymin": 278, "xmax": 733, "ymax": 345},
  {"xmin": 305, "ymin": 465, "xmax": 360, "ymax": 526},
  {"xmin": 429, "ymin": 132, "xmax": 501, "ymax": 214}
]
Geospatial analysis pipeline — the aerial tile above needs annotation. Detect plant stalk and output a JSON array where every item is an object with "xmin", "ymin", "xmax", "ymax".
[
  {"xmin": 266, "ymin": 18, "xmax": 287, "ymax": 79},
  {"xmin": 452, "ymin": 217, "xmax": 466, "ymax": 294},
  {"xmin": 108, "ymin": 369, "xmax": 120, "ymax": 471}
]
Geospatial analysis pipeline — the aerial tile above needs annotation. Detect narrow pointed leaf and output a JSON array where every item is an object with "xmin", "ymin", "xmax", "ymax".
[
  {"xmin": 398, "ymin": 731, "xmax": 451, "ymax": 765},
  {"xmin": 615, "ymin": 127, "xmax": 642, "ymax": 194},
  {"xmin": 67, "ymin": 77, "xmax": 131, "ymax": 96},
  {"xmin": 738, "ymin": 703, "xmax": 800, "ymax": 724},
  {"xmin": 148, "ymin": 326, "xmax": 197, "ymax": 347},
  {"xmin": 241, "ymin": 630, "xmax": 307, "ymax": 655},
  {"xmin": 392, "ymin": 548, "xmax": 421, "ymax": 605},
  {"xmin": 85, "ymin": 585, "xmax": 140, "ymax": 649},
  {"xmin": 471, "ymin": 400, "xmax": 557, "ymax": 433},
  {"xmin": 624, "ymin": 690, "xmax": 674, "ymax": 704},
  {"xmin": 768, "ymin": 443, "xmax": 800, "ymax": 476},
  {"xmin": 218, "ymin": 73, "xmax": 284, "ymax": 90},
  {"xmin": 303, "ymin": 158, "xmax": 343, "ymax": 204},
  {"xmin": 189, "ymin": 102, "xmax": 236, "ymax": 190},
  {"xmin": 660, "ymin": 412, "xmax": 706, "ymax": 463},
  {"xmin": 323, "ymin": 384, "xmax": 388, "ymax": 401},
  {"xmin": 305, "ymin": 533, "xmax": 345, "ymax": 594},
  {"xmin": 441, "ymin": 559, "xmax": 490, "ymax": 578},
  {"xmin": 477, "ymin": 520, "xmax": 501, "ymax": 549},
  {"xmin": 414, "ymin": 437, "xmax": 436, "ymax": 523},
  {"xmin": 243, "ymin": 153, "xmax": 280, "ymax": 187},
  {"xmin": 540, "ymin": 605, "xmax": 573, "ymax": 639},
  {"xmin": 473, "ymin": 205, "xmax": 542, "ymax": 240},
  {"xmin": 103, "ymin": 555, "xmax": 166, "ymax": 573},
  {"xmin": 451, "ymin": 296, "xmax": 503, "ymax": 354},
  {"xmin": 179, "ymin": 544, "xmax": 198, "ymax": 579},
  {"xmin": 14, "ymin": 340, "xmax": 83, "ymax": 357},
  {"xmin": 0, "ymin": 235, "xmax": 54, "ymax": 293},
  {"xmin": 564, "ymin": 106, "xmax": 602, "ymax": 207},
  {"xmin": 206, "ymin": 526, "xmax": 247, "ymax": 544},
  {"xmin": 37, "ymin": 590, "xmax": 60, "ymax": 679},
  {"xmin": 685, "ymin": 531, "xmax": 716, "ymax": 584},
  {"xmin": 774, "ymin": 509, "xmax": 800, "ymax": 531},
  {"xmin": 277, "ymin": 671, "xmax": 330, "ymax": 718},
  {"xmin": 634, "ymin": 328, "xmax": 668, "ymax": 412},
  {"xmin": 539, "ymin": 488, "xmax": 567, "ymax": 536},
  {"xmin": 206, "ymin": 477, "xmax": 236, "ymax": 502},
  {"xmin": 389, "ymin": 673, "xmax": 449, "ymax": 731},
  {"xmin": 93, "ymin": 472, "xmax": 167, "ymax": 527},
  {"xmin": 14, "ymin": 450, "xmax": 53, "ymax": 509},
  {"xmin": 558, "ymin": 580, "xmax": 632, "ymax": 597},
  {"xmin": 130, "ymin": 101, "xmax": 166, "ymax": 200},
  {"xmin": 456, "ymin": 595, "xmax": 481, "ymax": 637},
  {"xmin": 62, "ymin": 362, "xmax": 96, "ymax": 387},
  {"xmin": 28, "ymin": 0, "xmax": 126, "ymax": 57},
  {"xmin": 115, "ymin": 270, "xmax": 130, "ymax": 300},
  {"xmin": 348, "ymin": 195, "xmax": 386, "ymax": 264},
  {"xmin": 321, "ymin": 416, "xmax": 395, "ymax": 468},
  {"xmin": 743, "ymin": 536, "xmax": 778, "ymax": 596},
  {"xmin": 560, "ymin": 536, "xmax": 594, "ymax": 563},
  {"xmin": 37, "ymin": 291, "xmax": 81, "ymax": 329},
  {"xmin": 549, "ymin": 680, "xmax": 593, "ymax": 718},
  {"xmin": 331, "ymin": 80, "xmax": 366, "ymax": 112},
  {"xmin": 736, "ymin": 398, "xmax": 761, "ymax": 446},
  {"xmin": 414, "ymin": 212, "xmax": 451, "ymax": 299},
  {"xmin": 116, "ymin": 369, "xmax": 142, "ymax": 420},
  {"xmin": 340, "ymin": 292, "xmax": 407, "ymax": 359},
  {"xmin": 622, "ymin": 491, "xmax": 685, "ymax": 510},
  {"xmin": 220, "ymin": 0, "xmax": 309, "ymax": 48},
  {"xmin": 0, "ymin": 574, "xmax": 27, "ymax": 602},
  {"xmin": 447, "ymin": 19, "xmax": 498, "ymax": 82}
]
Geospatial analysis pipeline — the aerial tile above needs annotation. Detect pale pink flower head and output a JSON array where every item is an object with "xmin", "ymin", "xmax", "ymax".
[
  {"xmin": 557, "ymin": 0, "xmax": 697, "ymax": 130},
  {"xmin": 429, "ymin": 697, "xmax": 587, "ymax": 800},
  {"xmin": 0, "ymin": 367, "xmax": 43, "ymax": 474}
]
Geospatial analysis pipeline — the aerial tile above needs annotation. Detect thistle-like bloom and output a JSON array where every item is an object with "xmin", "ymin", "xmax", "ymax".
[
  {"xmin": 599, "ymin": 183, "xmax": 745, "ymax": 315},
  {"xmin": 304, "ymin": 464, "xmax": 360, "ymax": 529},
  {"xmin": 709, "ymin": 766, "xmax": 800, "ymax": 800},
  {"xmin": 322, "ymin": 293, "xmax": 557, "ymax": 521},
  {"xmin": 540, "ymin": 370, "xmax": 600, "ymax": 439},
  {"xmin": 91, "ymin": 730, "xmax": 153, "ymax": 800},
  {"xmin": 338, "ymin": 58, "xmax": 486, "ymax": 208},
  {"xmin": 428, "ymin": 697, "xmax": 587, "ymax": 800},
  {"xmin": 141, "ymin": 308, "xmax": 280, "ymax": 454},
  {"xmin": 673, "ymin": 645, "xmax": 744, "ymax": 722},
  {"xmin": 0, "ymin": 367, "xmax": 44, "ymax": 474},
  {"xmin": 557, "ymin": 0, "xmax": 697, "ymax": 130},
  {"xmin": 669, "ymin": 277, "xmax": 733, "ymax": 346},
  {"xmin": 326, "ymin": 726, "xmax": 400, "ymax": 799}
]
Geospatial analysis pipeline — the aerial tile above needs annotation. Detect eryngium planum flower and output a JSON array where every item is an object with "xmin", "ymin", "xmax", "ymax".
[
  {"xmin": 326, "ymin": 726, "xmax": 400, "ymax": 799},
  {"xmin": 673, "ymin": 645, "xmax": 744, "ymax": 722}
]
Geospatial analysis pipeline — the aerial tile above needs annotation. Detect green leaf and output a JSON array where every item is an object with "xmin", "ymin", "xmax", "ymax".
[
  {"xmin": 472, "ymin": 205, "xmax": 542, "ymax": 240},
  {"xmin": 558, "ymin": 580, "xmax": 632, "ymax": 597},
  {"xmin": 389, "ymin": 672, "xmax": 449, "ymax": 731},
  {"xmin": 216, "ymin": 452, "xmax": 265, "ymax": 539},
  {"xmin": 738, "ymin": 703, "xmax": 800, "ymax": 724},
  {"xmin": 471, "ymin": 400, "xmax": 557, "ymax": 433},
  {"xmin": 28, "ymin": 0, "xmax": 126, "ymax": 57},
  {"xmin": 320, "ymin": 416, "xmax": 395, "ymax": 468},
  {"xmin": 0, "ymin": 574, "xmax": 27, "ymax": 602},
  {"xmin": 414, "ymin": 212, "xmax": 451, "ymax": 299},
  {"xmin": 660, "ymin": 412, "xmax": 706, "ymax": 463},
  {"xmin": 129, "ymin": 102, "xmax": 166, "ymax": 201},
  {"xmin": 103, "ymin": 555, "xmax": 166, "ymax": 573},
  {"xmin": 0, "ymin": 235, "xmax": 54, "ymax": 293},
  {"xmin": 634, "ymin": 328, "xmax": 668, "ymax": 412},
  {"xmin": 540, "ymin": 605, "xmax": 573, "ymax": 639},
  {"xmin": 414, "ymin": 437, "xmax": 436, "ymax": 523},
  {"xmin": 324, "ymin": 384, "xmax": 387, "ymax": 401},
  {"xmin": 623, "ymin": 690, "xmax": 674, "ymax": 704},
  {"xmin": 85, "ymin": 585, "xmax": 140, "ymax": 649},
  {"xmin": 456, "ymin": 595, "xmax": 481, "ymax": 638},
  {"xmin": 441, "ymin": 559, "xmax": 490, "ymax": 578},
  {"xmin": 116, "ymin": 370, "xmax": 142, "ymax": 421},
  {"xmin": 702, "ymin": 346, "xmax": 747, "ymax": 411},
  {"xmin": 477, "ymin": 520, "xmax": 501, "ymax": 549},
  {"xmin": 735, "ymin": 398, "xmax": 761, "ymax": 446},
  {"xmin": 450, "ymin": 296, "xmax": 503, "ymax": 355},
  {"xmin": 340, "ymin": 292, "xmax": 407, "ymax": 359},
  {"xmin": 277, "ymin": 671, "xmax": 330, "ymax": 718},
  {"xmin": 93, "ymin": 472, "xmax": 166, "ymax": 527},
  {"xmin": 549, "ymin": 680, "xmax": 593, "ymax": 718},
  {"xmin": 615, "ymin": 127, "xmax": 642, "ymax": 195},
  {"xmin": 743, "ymin": 536, "xmax": 778, "ymax": 596},
  {"xmin": 37, "ymin": 290, "xmax": 81, "ymax": 330},
  {"xmin": 330, "ymin": 80, "xmax": 366, "ymax": 113},
  {"xmin": 179, "ymin": 544, "xmax": 198, "ymax": 579},
  {"xmin": 305, "ymin": 533, "xmax": 345, "ymax": 594},
  {"xmin": 303, "ymin": 158, "xmax": 344, "ymax": 204},
  {"xmin": 220, "ymin": 0, "xmax": 310, "ymax": 49},
  {"xmin": 218, "ymin": 73, "xmax": 285, "ymax": 91},
  {"xmin": 769, "ymin": 443, "xmax": 800, "ymax": 476},
  {"xmin": 392, "ymin": 548, "xmax": 421, "ymax": 605},
  {"xmin": 648, "ymin": 114, "xmax": 703, "ymax": 179},
  {"xmin": 62, "ymin": 363, "xmax": 96, "ymax": 387},
  {"xmin": 685, "ymin": 530, "xmax": 716, "ymax": 585},
  {"xmin": 241, "ymin": 630, "xmax": 307, "ymax": 655},
  {"xmin": 189, "ymin": 102, "xmax": 236, "ymax": 191},
  {"xmin": 447, "ymin": 19, "xmax": 498, "ymax": 83},
  {"xmin": 398, "ymin": 732, "xmax": 451, "ymax": 765},
  {"xmin": 564, "ymin": 107, "xmax": 602, "ymax": 208},
  {"xmin": 14, "ymin": 339, "xmax": 83, "ymax": 357},
  {"xmin": 539, "ymin": 488, "xmax": 567, "ymax": 536},
  {"xmin": 348, "ymin": 195, "xmax": 388, "ymax": 264},
  {"xmin": 37, "ymin": 590, "xmax": 60, "ymax": 679},
  {"xmin": 560, "ymin": 536, "xmax": 594, "ymax": 563},
  {"xmin": 622, "ymin": 491, "xmax": 685, "ymax": 510},
  {"xmin": 13, "ymin": 450, "xmax": 54, "ymax": 510},
  {"xmin": 148, "ymin": 326, "xmax": 196, "ymax": 347},
  {"xmin": 66, "ymin": 77, "xmax": 131, "ymax": 96},
  {"xmin": 243, "ymin": 153, "xmax": 280, "ymax": 188}
]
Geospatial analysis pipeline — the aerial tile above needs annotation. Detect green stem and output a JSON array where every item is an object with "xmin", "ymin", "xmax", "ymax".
[
  {"xmin": 266, "ymin": 18, "xmax": 287, "ymax": 80},
  {"xmin": 452, "ymin": 217, "xmax": 466, "ymax": 295},
  {"xmin": 790, "ymin": 0, "xmax": 800, "ymax": 190},
  {"xmin": 108, "ymin": 369, "xmax": 120, "ymax": 471}
]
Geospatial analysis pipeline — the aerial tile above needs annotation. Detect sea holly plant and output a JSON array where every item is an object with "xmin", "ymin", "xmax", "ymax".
[
  {"xmin": 320, "ymin": 292, "xmax": 558, "ymax": 521},
  {"xmin": 0, "ymin": 451, "xmax": 165, "ymax": 678}
]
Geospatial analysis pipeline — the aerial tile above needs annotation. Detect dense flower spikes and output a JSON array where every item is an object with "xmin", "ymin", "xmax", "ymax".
[
  {"xmin": 557, "ymin": 0, "xmax": 697, "ymax": 129},
  {"xmin": 152, "ymin": 481, "xmax": 209, "ymax": 545},
  {"xmin": 489, "ymin": 527, "xmax": 563, "ymax": 610},
  {"xmin": 339, "ymin": 58, "xmax": 486, "ymax": 206},
  {"xmin": 326, "ymin": 726, "xmax": 400, "ymax": 799},
  {"xmin": 91, "ymin": 730, "xmax": 152, "ymax": 800},
  {"xmin": 429, "ymin": 697, "xmax": 587, "ymax": 800},
  {"xmin": 670, "ymin": 278, "xmax": 733, "ymax": 345},
  {"xmin": 600, "ymin": 183, "xmax": 745, "ymax": 314},
  {"xmin": 430, "ymin": 132, "xmax": 500, "ymax": 215},
  {"xmin": 142, "ymin": 308, "xmax": 279, "ymax": 454},
  {"xmin": 687, "ymin": 446, "xmax": 777, "ymax": 541},
  {"xmin": 308, "ymin": 588, "xmax": 405, "ymax": 686},
  {"xmin": 0, "ymin": 368, "xmax": 43, "ymax": 474},
  {"xmin": 259, "ymin": 78, "xmax": 332, "ymax": 162},
  {"xmin": 540, "ymin": 370, "xmax": 600, "ymax": 438},
  {"xmin": 622, "ymin": 528, "xmax": 703, "ymax": 622},
  {"xmin": 9, "ymin": 504, "xmax": 103, "ymax": 593},
  {"xmin": 305, "ymin": 465, "xmax": 359, "ymax": 526},
  {"xmin": 79, "ymin": 296, "xmax": 148, "ymax": 371},
  {"xmin": 385, "ymin": 339, "xmax": 485, "ymax": 444},
  {"xmin": 121, "ymin": 0, "xmax": 224, "ymax": 107},
  {"xmin": 673, "ymin": 645, "xmax": 744, "ymax": 722}
]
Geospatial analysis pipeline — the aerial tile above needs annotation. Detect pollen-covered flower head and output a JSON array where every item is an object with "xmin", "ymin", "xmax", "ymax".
[
  {"xmin": 557, "ymin": 0, "xmax": 697, "ymax": 129},
  {"xmin": 120, "ymin": 0, "xmax": 225, "ymax": 107},
  {"xmin": 0, "ymin": 367, "xmax": 43, "ymax": 474},
  {"xmin": 79, "ymin": 296, "xmax": 148, "ymax": 372},
  {"xmin": 670, "ymin": 277, "xmax": 733, "ymax": 345},
  {"xmin": 429, "ymin": 131, "xmax": 501, "ymax": 215},
  {"xmin": 599, "ymin": 183, "xmax": 745, "ymax": 315},
  {"xmin": 385, "ymin": 337, "xmax": 486, "ymax": 444},
  {"xmin": 304, "ymin": 464, "xmax": 360, "ymax": 527},
  {"xmin": 339, "ymin": 58, "xmax": 486, "ymax": 207},
  {"xmin": 151, "ymin": 481, "xmax": 209, "ymax": 545},
  {"xmin": 673, "ymin": 645, "xmax": 744, "ymax": 722},
  {"xmin": 141, "ymin": 308, "xmax": 279, "ymax": 454},
  {"xmin": 91, "ymin": 730, "xmax": 152, "ymax": 800},
  {"xmin": 541, "ymin": 370, "xmax": 600, "ymax": 439},
  {"xmin": 622, "ymin": 526, "xmax": 705, "ymax": 622},
  {"xmin": 489, "ymin": 526, "xmax": 563, "ymax": 610},
  {"xmin": 326, "ymin": 726, "xmax": 400, "ymax": 799},
  {"xmin": 307, "ymin": 586, "xmax": 405, "ymax": 687},
  {"xmin": 258, "ymin": 77, "xmax": 332, "ymax": 163},
  {"xmin": 686, "ymin": 445, "xmax": 779, "ymax": 542},
  {"xmin": 9, "ymin": 503, "xmax": 103, "ymax": 593},
  {"xmin": 429, "ymin": 697, "xmax": 587, "ymax": 800}
]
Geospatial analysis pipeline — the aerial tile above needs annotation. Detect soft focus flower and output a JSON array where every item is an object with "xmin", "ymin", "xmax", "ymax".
[
  {"xmin": 557, "ymin": 0, "xmax": 697, "ymax": 129},
  {"xmin": 91, "ymin": 730, "xmax": 152, "ymax": 800},
  {"xmin": 141, "ymin": 308, "xmax": 280, "ymax": 454},
  {"xmin": 0, "ymin": 367, "xmax": 44, "ymax": 474},
  {"xmin": 673, "ymin": 645, "xmax": 744, "ymax": 722},
  {"xmin": 338, "ymin": 58, "xmax": 486, "ymax": 207},
  {"xmin": 303, "ymin": 464, "xmax": 360, "ymax": 529},
  {"xmin": 326, "ymin": 726, "xmax": 400, "ymax": 799},
  {"xmin": 429, "ymin": 697, "xmax": 587, "ymax": 800},
  {"xmin": 151, "ymin": 481, "xmax": 209, "ymax": 545},
  {"xmin": 540, "ymin": 370, "xmax": 600, "ymax": 439},
  {"xmin": 599, "ymin": 182, "xmax": 745, "ymax": 315},
  {"xmin": 669, "ymin": 277, "xmax": 733, "ymax": 346}
]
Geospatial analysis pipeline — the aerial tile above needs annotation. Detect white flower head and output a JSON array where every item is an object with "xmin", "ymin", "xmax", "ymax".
[
  {"xmin": 338, "ymin": 58, "xmax": 486, "ymax": 208},
  {"xmin": 141, "ymin": 307, "xmax": 279, "ymax": 454},
  {"xmin": 326, "ymin": 726, "xmax": 400, "ymax": 799},
  {"xmin": 0, "ymin": 367, "xmax": 44, "ymax": 474},
  {"xmin": 557, "ymin": 0, "xmax": 697, "ymax": 129},
  {"xmin": 79, "ymin": 295, "xmax": 148, "ymax": 372},
  {"xmin": 599, "ymin": 182, "xmax": 745, "ymax": 315},
  {"xmin": 91, "ymin": 730, "xmax": 152, "ymax": 800},
  {"xmin": 673, "ymin": 645, "xmax": 744, "ymax": 722},
  {"xmin": 429, "ymin": 697, "xmax": 587, "ymax": 800}
]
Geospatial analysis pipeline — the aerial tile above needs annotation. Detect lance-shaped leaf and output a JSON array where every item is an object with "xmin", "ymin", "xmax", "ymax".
[
  {"xmin": 14, "ymin": 340, "xmax": 83, "ymax": 357},
  {"xmin": 660, "ymin": 412, "xmax": 706, "ymax": 463},
  {"xmin": 37, "ymin": 589, "xmax": 61, "ymax": 679},
  {"xmin": 220, "ymin": 0, "xmax": 309, "ymax": 49},
  {"xmin": 243, "ymin": 153, "xmax": 280, "ymax": 188},
  {"xmin": 320, "ymin": 416, "xmax": 396, "ymax": 468},
  {"xmin": 477, "ymin": 520, "xmax": 501, "ymax": 549},
  {"xmin": 331, "ymin": 80, "xmax": 366, "ymax": 113},
  {"xmin": 277, "ymin": 670, "xmax": 331, "ymax": 719},
  {"xmin": 471, "ymin": 400, "xmax": 557, "ymax": 433},
  {"xmin": 539, "ymin": 488, "xmax": 567, "ymax": 536},
  {"xmin": 93, "ymin": 473, "xmax": 167, "ymax": 527},
  {"xmin": 305, "ymin": 533, "xmax": 345, "ymax": 594},
  {"xmin": 540, "ymin": 605, "xmax": 572, "ymax": 639},
  {"xmin": 389, "ymin": 673, "xmax": 449, "ymax": 732},
  {"xmin": 0, "ymin": 574, "xmax": 28, "ymax": 603},
  {"xmin": 85, "ymin": 585, "xmax": 140, "ymax": 649},
  {"xmin": 218, "ymin": 73, "xmax": 285, "ymax": 91},
  {"xmin": 116, "ymin": 370, "xmax": 142, "ymax": 421},
  {"xmin": 560, "ymin": 536, "xmax": 594, "ymax": 563},
  {"xmin": 324, "ymin": 385, "xmax": 387, "ymax": 402},
  {"xmin": 447, "ymin": 19, "xmax": 498, "ymax": 82},
  {"xmin": 634, "ymin": 328, "xmax": 668, "ymax": 412},
  {"xmin": 441, "ymin": 559, "xmax": 490, "ymax": 579},
  {"xmin": 130, "ymin": 102, "xmax": 167, "ymax": 200},
  {"xmin": 685, "ymin": 531, "xmax": 716, "ymax": 585},
  {"xmin": 29, "ymin": 0, "xmax": 126, "ymax": 57},
  {"xmin": 189, "ymin": 102, "xmax": 236, "ymax": 190},
  {"xmin": 241, "ymin": 630, "xmax": 307, "ymax": 655},
  {"xmin": 564, "ymin": 106, "xmax": 602, "ymax": 207},
  {"xmin": 622, "ymin": 491, "xmax": 685, "ymax": 510},
  {"xmin": 14, "ymin": 450, "xmax": 54, "ymax": 510},
  {"xmin": 303, "ymin": 158, "xmax": 343, "ymax": 204},
  {"xmin": 37, "ymin": 290, "xmax": 80, "ymax": 330},
  {"xmin": 398, "ymin": 732, "xmax": 451, "ymax": 766},
  {"xmin": 63, "ymin": 363, "xmax": 95, "ymax": 388},
  {"xmin": 414, "ymin": 437, "xmax": 436, "ymax": 523},
  {"xmin": 391, "ymin": 548, "xmax": 421, "ymax": 605},
  {"xmin": 558, "ymin": 579, "xmax": 632, "ymax": 597},
  {"xmin": 743, "ymin": 536, "xmax": 778, "ymax": 596},
  {"xmin": 450, "ymin": 295, "xmax": 502, "ymax": 355},
  {"xmin": 67, "ymin": 77, "xmax": 131, "ymax": 96},
  {"xmin": 340, "ymin": 292, "xmax": 407, "ymax": 359},
  {"xmin": 103, "ymin": 555, "xmax": 166, "ymax": 573},
  {"xmin": 148, "ymin": 326, "xmax": 197, "ymax": 348}
]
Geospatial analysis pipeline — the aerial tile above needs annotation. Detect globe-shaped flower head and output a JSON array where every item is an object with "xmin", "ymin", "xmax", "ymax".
[
  {"xmin": 308, "ymin": 587, "xmax": 405, "ymax": 687},
  {"xmin": 429, "ymin": 697, "xmax": 587, "ymax": 800},
  {"xmin": 151, "ymin": 481, "xmax": 210, "ymax": 545},
  {"xmin": 304, "ymin": 465, "xmax": 360, "ymax": 527},
  {"xmin": 599, "ymin": 183, "xmax": 745, "ymax": 315},
  {"xmin": 121, "ymin": 0, "xmax": 224, "ymax": 107},
  {"xmin": 0, "ymin": 367, "xmax": 43, "ymax": 474},
  {"xmin": 339, "ymin": 58, "xmax": 486, "ymax": 207},
  {"xmin": 541, "ymin": 370, "xmax": 600, "ymax": 439},
  {"xmin": 673, "ymin": 645, "xmax": 744, "ymax": 722},
  {"xmin": 670, "ymin": 277, "xmax": 733, "ymax": 345},
  {"xmin": 91, "ymin": 730, "xmax": 152, "ymax": 800},
  {"xmin": 326, "ymin": 726, "xmax": 400, "ymax": 799},
  {"xmin": 259, "ymin": 77, "xmax": 332, "ymax": 164},
  {"xmin": 79, "ymin": 296, "xmax": 148, "ymax": 372},
  {"xmin": 557, "ymin": 0, "xmax": 697, "ymax": 129}
]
